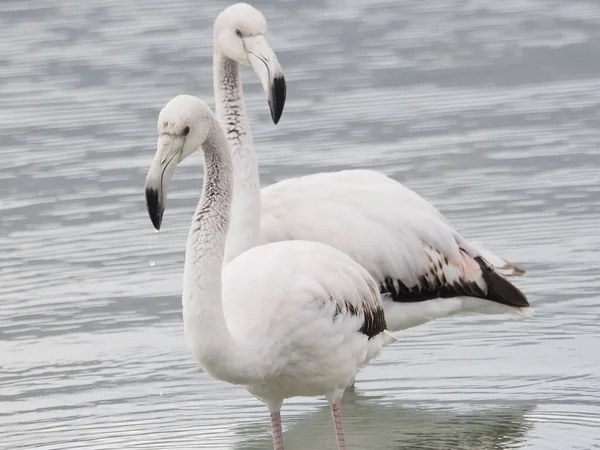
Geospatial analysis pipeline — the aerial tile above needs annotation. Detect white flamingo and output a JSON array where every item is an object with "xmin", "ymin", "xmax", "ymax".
[
  {"xmin": 144, "ymin": 95, "xmax": 396, "ymax": 450},
  {"xmin": 210, "ymin": 3, "xmax": 530, "ymax": 331}
]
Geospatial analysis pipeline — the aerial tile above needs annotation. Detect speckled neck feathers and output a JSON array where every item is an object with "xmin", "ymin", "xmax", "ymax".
[
  {"xmin": 182, "ymin": 118, "xmax": 260, "ymax": 383},
  {"xmin": 184, "ymin": 121, "xmax": 232, "ymax": 329},
  {"xmin": 213, "ymin": 44, "xmax": 261, "ymax": 264}
]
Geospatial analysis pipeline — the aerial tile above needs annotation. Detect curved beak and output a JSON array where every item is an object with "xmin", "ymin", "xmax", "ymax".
[
  {"xmin": 244, "ymin": 35, "xmax": 286, "ymax": 124},
  {"xmin": 144, "ymin": 135, "xmax": 182, "ymax": 230}
]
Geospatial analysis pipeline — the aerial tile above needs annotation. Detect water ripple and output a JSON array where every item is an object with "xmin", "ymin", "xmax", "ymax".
[{"xmin": 1, "ymin": 0, "xmax": 599, "ymax": 449}]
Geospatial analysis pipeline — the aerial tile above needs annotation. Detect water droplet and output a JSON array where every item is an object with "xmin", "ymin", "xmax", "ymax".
[
  {"xmin": 154, "ymin": 229, "xmax": 159, "ymax": 234},
  {"xmin": 159, "ymin": 391, "xmax": 163, "ymax": 397},
  {"xmin": 149, "ymin": 261, "xmax": 155, "ymax": 267},
  {"xmin": 148, "ymin": 244, "xmax": 152, "ymax": 249}
]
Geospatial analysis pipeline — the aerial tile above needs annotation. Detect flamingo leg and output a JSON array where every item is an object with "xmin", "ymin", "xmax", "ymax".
[
  {"xmin": 331, "ymin": 399, "xmax": 347, "ymax": 450},
  {"xmin": 270, "ymin": 411, "xmax": 284, "ymax": 450}
]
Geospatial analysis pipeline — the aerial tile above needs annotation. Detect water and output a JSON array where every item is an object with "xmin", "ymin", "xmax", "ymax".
[{"xmin": 1, "ymin": 0, "xmax": 600, "ymax": 448}]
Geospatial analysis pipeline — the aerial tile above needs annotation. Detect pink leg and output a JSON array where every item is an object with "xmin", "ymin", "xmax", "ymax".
[
  {"xmin": 331, "ymin": 399, "xmax": 347, "ymax": 450},
  {"xmin": 270, "ymin": 411, "xmax": 284, "ymax": 450}
]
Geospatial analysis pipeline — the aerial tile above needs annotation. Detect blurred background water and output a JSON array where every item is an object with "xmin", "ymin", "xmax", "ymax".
[{"xmin": 1, "ymin": 0, "xmax": 600, "ymax": 448}]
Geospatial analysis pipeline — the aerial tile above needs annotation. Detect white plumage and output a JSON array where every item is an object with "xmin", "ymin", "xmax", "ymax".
[
  {"xmin": 220, "ymin": 240, "xmax": 392, "ymax": 402},
  {"xmin": 259, "ymin": 169, "xmax": 531, "ymax": 330},
  {"xmin": 210, "ymin": 3, "xmax": 530, "ymax": 335},
  {"xmin": 260, "ymin": 168, "xmax": 518, "ymax": 277},
  {"xmin": 144, "ymin": 95, "xmax": 395, "ymax": 450}
]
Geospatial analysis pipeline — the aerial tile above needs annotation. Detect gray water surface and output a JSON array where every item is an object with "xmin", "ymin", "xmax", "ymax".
[{"xmin": 2, "ymin": 0, "xmax": 600, "ymax": 448}]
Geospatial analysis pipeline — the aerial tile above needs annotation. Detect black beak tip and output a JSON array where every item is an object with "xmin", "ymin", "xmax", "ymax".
[
  {"xmin": 145, "ymin": 187, "xmax": 163, "ymax": 231},
  {"xmin": 270, "ymin": 75, "xmax": 286, "ymax": 125}
]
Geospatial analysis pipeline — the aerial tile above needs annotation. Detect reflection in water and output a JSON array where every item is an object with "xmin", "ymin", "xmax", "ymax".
[
  {"xmin": 2, "ymin": 0, "xmax": 600, "ymax": 448},
  {"xmin": 234, "ymin": 391, "xmax": 535, "ymax": 450}
]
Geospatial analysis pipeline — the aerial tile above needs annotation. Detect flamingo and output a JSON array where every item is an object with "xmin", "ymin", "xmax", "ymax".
[
  {"xmin": 209, "ymin": 2, "xmax": 530, "ymax": 332},
  {"xmin": 144, "ymin": 94, "xmax": 396, "ymax": 450}
]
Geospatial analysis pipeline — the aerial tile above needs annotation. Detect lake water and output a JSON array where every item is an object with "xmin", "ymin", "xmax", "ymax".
[{"xmin": 1, "ymin": 0, "xmax": 600, "ymax": 448}]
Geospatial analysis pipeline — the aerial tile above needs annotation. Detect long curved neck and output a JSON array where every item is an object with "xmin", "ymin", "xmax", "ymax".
[
  {"xmin": 182, "ymin": 120, "xmax": 258, "ymax": 385},
  {"xmin": 213, "ymin": 44, "xmax": 261, "ymax": 265}
]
